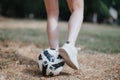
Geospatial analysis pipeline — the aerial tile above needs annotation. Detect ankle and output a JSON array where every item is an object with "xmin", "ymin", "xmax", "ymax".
[
  {"xmin": 66, "ymin": 41, "xmax": 75, "ymax": 46},
  {"xmin": 50, "ymin": 48, "xmax": 58, "ymax": 51}
]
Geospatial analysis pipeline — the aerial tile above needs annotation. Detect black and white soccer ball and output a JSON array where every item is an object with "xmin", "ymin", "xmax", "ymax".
[{"xmin": 38, "ymin": 48, "xmax": 65, "ymax": 76}]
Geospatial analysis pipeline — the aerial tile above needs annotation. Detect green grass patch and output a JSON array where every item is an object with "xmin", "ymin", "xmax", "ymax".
[
  {"xmin": 77, "ymin": 27, "xmax": 120, "ymax": 53},
  {"xmin": 0, "ymin": 25, "xmax": 120, "ymax": 53},
  {"xmin": 0, "ymin": 28, "xmax": 48, "ymax": 47}
]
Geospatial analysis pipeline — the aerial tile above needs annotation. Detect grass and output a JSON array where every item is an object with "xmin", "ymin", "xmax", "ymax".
[
  {"xmin": 0, "ymin": 28, "xmax": 48, "ymax": 47},
  {"xmin": 77, "ymin": 24, "xmax": 120, "ymax": 53},
  {"xmin": 0, "ymin": 24, "xmax": 120, "ymax": 53}
]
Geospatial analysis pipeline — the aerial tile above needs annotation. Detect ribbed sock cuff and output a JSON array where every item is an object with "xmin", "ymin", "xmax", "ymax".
[{"xmin": 50, "ymin": 48, "xmax": 56, "ymax": 50}]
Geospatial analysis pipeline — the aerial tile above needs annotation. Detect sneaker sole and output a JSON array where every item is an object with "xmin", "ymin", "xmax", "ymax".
[{"xmin": 59, "ymin": 48, "xmax": 78, "ymax": 70}]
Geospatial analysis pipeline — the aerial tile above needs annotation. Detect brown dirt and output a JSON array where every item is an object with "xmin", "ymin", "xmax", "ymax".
[
  {"xmin": 0, "ymin": 18, "xmax": 46, "ymax": 29},
  {"xmin": 0, "ymin": 41, "xmax": 120, "ymax": 80},
  {"xmin": 0, "ymin": 18, "xmax": 120, "ymax": 80}
]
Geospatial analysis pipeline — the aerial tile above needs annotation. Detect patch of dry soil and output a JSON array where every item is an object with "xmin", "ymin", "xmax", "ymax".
[{"xmin": 0, "ymin": 42, "xmax": 120, "ymax": 80}]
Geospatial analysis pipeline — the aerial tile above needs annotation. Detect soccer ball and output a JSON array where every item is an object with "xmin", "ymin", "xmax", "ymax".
[{"xmin": 38, "ymin": 49, "xmax": 65, "ymax": 76}]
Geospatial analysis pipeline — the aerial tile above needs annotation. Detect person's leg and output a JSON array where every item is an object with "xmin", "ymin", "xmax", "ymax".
[
  {"xmin": 44, "ymin": 0, "xmax": 59, "ymax": 50},
  {"xmin": 67, "ymin": 0, "xmax": 84, "ymax": 46},
  {"xmin": 59, "ymin": 0, "xmax": 84, "ymax": 70}
]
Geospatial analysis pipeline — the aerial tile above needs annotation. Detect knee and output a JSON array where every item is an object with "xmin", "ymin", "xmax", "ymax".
[
  {"xmin": 47, "ymin": 9, "xmax": 59, "ymax": 18},
  {"xmin": 72, "ymin": 0, "xmax": 84, "ymax": 12}
]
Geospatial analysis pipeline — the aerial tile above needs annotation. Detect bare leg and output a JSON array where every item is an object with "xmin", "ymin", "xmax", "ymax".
[
  {"xmin": 44, "ymin": 0, "xmax": 59, "ymax": 50},
  {"xmin": 67, "ymin": 0, "xmax": 84, "ymax": 46}
]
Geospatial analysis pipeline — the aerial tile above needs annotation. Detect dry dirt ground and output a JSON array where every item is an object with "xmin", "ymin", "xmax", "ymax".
[{"xmin": 0, "ymin": 18, "xmax": 120, "ymax": 80}]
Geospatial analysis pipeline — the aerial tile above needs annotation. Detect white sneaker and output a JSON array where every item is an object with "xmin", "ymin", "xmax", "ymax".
[{"xmin": 59, "ymin": 43, "xmax": 80, "ymax": 70}]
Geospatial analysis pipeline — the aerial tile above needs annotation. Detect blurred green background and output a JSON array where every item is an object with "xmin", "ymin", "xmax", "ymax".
[{"xmin": 0, "ymin": 0, "xmax": 120, "ymax": 24}]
